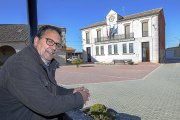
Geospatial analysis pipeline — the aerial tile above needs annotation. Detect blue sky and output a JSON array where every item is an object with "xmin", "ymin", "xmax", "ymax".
[{"xmin": 0, "ymin": 0, "xmax": 180, "ymax": 52}]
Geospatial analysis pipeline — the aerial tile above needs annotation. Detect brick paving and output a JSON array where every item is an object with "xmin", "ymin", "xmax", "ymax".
[
  {"xmin": 56, "ymin": 63, "xmax": 159, "ymax": 85},
  {"xmin": 55, "ymin": 63, "xmax": 180, "ymax": 120}
]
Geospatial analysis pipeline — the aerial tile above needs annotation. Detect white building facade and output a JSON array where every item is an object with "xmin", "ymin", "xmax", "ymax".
[{"xmin": 81, "ymin": 8, "xmax": 165, "ymax": 63}]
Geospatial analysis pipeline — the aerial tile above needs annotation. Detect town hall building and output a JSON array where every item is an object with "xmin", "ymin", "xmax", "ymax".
[{"xmin": 81, "ymin": 8, "xmax": 165, "ymax": 64}]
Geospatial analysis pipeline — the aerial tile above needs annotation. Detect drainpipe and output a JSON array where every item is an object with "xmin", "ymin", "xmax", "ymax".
[{"xmin": 27, "ymin": 0, "xmax": 38, "ymax": 44}]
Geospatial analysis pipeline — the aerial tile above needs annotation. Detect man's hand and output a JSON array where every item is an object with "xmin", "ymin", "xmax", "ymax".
[
  {"xmin": 73, "ymin": 86, "xmax": 90, "ymax": 104},
  {"xmin": 73, "ymin": 86, "xmax": 89, "ymax": 93}
]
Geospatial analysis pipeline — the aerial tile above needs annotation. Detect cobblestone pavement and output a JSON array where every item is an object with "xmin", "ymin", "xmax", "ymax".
[{"xmin": 56, "ymin": 63, "xmax": 180, "ymax": 120}]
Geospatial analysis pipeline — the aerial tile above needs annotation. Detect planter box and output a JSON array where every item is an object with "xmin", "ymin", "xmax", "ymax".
[{"xmin": 62, "ymin": 108, "xmax": 141, "ymax": 120}]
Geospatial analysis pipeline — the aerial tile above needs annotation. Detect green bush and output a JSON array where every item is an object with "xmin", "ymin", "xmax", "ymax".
[
  {"xmin": 71, "ymin": 58, "xmax": 83, "ymax": 67},
  {"xmin": 84, "ymin": 104, "xmax": 113, "ymax": 120},
  {"xmin": 89, "ymin": 103, "xmax": 107, "ymax": 113},
  {"xmin": 128, "ymin": 61, "xmax": 134, "ymax": 65}
]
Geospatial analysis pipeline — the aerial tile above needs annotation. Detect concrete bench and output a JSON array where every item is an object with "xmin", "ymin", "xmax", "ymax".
[{"xmin": 113, "ymin": 59, "xmax": 132, "ymax": 64}]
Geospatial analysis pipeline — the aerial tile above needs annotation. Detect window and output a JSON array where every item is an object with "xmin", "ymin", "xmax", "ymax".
[
  {"xmin": 108, "ymin": 45, "xmax": 112, "ymax": 54},
  {"xmin": 100, "ymin": 46, "xmax": 104, "ymax": 55},
  {"xmin": 114, "ymin": 44, "xmax": 118, "ymax": 54},
  {"xmin": 125, "ymin": 25, "xmax": 130, "ymax": 39},
  {"xmin": 97, "ymin": 29, "xmax": 101, "ymax": 42},
  {"xmin": 123, "ymin": 44, "xmax": 127, "ymax": 53},
  {"xmin": 142, "ymin": 22, "xmax": 148, "ymax": 37},
  {"xmin": 129, "ymin": 43, "xmax": 134, "ymax": 53},
  {"xmin": 86, "ymin": 32, "xmax": 90, "ymax": 44},
  {"xmin": 96, "ymin": 46, "xmax": 99, "ymax": 55}
]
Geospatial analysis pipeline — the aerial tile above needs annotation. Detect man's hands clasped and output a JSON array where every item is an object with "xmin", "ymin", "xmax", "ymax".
[{"xmin": 73, "ymin": 87, "xmax": 90, "ymax": 105}]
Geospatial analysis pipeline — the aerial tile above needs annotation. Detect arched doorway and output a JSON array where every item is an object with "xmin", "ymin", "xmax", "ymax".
[{"xmin": 0, "ymin": 45, "xmax": 16, "ymax": 64}]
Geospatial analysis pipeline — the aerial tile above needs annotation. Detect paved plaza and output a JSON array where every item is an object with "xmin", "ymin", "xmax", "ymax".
[
  {"xmin": 56, "ymin": 63, "xmax": 159, "ymax": 85},
  {"xmin": 55, "ymin": 63, "xmax": 180, "ymax": 120}
]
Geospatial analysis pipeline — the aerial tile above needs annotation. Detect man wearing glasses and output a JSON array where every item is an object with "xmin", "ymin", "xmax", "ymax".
[{"xmin": 0, "ymin": 25, "xmax": 90, "ymax": 120}]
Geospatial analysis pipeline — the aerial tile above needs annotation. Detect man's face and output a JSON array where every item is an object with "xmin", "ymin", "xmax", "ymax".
[{"xmin": 34, "ymin": 30, "xmax": 61, "ymax": 61}]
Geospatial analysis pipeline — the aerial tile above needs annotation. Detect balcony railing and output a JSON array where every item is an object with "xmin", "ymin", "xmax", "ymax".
[{"xmin": 94, "ymin": 33, "xmax": 134, "ymax": 44}]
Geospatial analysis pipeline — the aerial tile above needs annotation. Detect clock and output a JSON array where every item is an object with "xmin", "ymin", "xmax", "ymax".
[{"xmin": 109, "ymin": 16, "xmax": 115, "ymax": 22}]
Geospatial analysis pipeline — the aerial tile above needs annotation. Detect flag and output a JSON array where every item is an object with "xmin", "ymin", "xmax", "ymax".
[
  {"xmin": 111, "ymin": 26, "xmax": 118, "ymax": 35},
  {"xmin": 111, "ymin": 26, "xmax": 118, "ymax": 38},
  {"xmin": 106, "ymin": 25, "xmax": 118, "ymax": 39}
]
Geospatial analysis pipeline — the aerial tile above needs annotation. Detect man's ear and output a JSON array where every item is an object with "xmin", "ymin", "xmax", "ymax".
[{"xmin": 34, "ymin": 36, "xmax": 39, "ymax": 47}]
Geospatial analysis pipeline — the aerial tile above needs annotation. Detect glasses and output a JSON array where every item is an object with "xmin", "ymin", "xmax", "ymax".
[{"xmin": 45, "ymin": 38, "xmax": 63, "ymax": 49}]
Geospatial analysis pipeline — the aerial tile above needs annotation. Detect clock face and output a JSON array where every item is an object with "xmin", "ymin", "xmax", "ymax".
[{"xmin": 109, "ymin": 16, "xmax": 115, "ymax": 22}]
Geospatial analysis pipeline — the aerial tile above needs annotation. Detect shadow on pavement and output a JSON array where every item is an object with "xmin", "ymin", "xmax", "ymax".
[
  {"xmin": 108, "ymin": 108, "xmax": 141, "ymax": 120},
  {"xmin": 80, "ymin": 65, "xmax": 95, "ymax": 67},
  {"xmin": 115, "ymin": 112, "xmax": 141, "ymax": 120}
]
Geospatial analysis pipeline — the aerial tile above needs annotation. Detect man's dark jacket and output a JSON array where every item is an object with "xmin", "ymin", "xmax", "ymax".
[{"xmin": 0, "ymin": 45, "xmax": 84, "ymax": 120}]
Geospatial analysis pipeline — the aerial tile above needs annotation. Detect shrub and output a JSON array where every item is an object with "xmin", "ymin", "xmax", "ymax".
[
  {"xmin": 128, "ymin": 61, "xmax": 134, "ymax": 65},
  {"xmin": 71, "ymin": 58, "xmax": 83, "ymax": 68},
  {"xmin": 90, "ymin": 103, "xmax": 107, "ymax": 114},
  {"xmin": 84, "ymin": 104, "xmax": 114, "ymax": 120}
]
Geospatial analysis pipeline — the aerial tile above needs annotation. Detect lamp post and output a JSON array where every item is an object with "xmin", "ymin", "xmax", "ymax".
[{"xmin": 27, "ymin": 0, "xmax": 38, "ymax": 44}]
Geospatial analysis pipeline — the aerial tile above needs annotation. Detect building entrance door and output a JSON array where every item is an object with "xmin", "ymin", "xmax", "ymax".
[
  {"xmin": 142, "ymin": 42, "xmax": 150, "ymax": 62},
  {"xmin": 86, "ymin": 47, "xmax": 91, "ymax": 62}
]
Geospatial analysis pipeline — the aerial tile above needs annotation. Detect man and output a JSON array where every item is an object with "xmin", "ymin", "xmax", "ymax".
[{"xmin": 0, "ymin": 25, "xmax": 90, "ymax": 120}]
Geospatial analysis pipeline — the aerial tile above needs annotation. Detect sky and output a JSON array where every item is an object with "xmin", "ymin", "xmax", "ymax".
[{"xmin": 0, "ymin": 0, "xmax": 180, "ymax": 52}]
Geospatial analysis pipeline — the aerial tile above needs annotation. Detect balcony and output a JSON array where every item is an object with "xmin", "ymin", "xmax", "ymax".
[{"xmin": 94, "ymin": 33, "xmax": 134, "ymax": 44}]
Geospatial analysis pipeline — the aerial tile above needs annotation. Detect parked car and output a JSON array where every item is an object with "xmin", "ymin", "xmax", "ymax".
[{"xmin": 67, "ymin": 56, "xmax": 78, "ymax": 62}]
